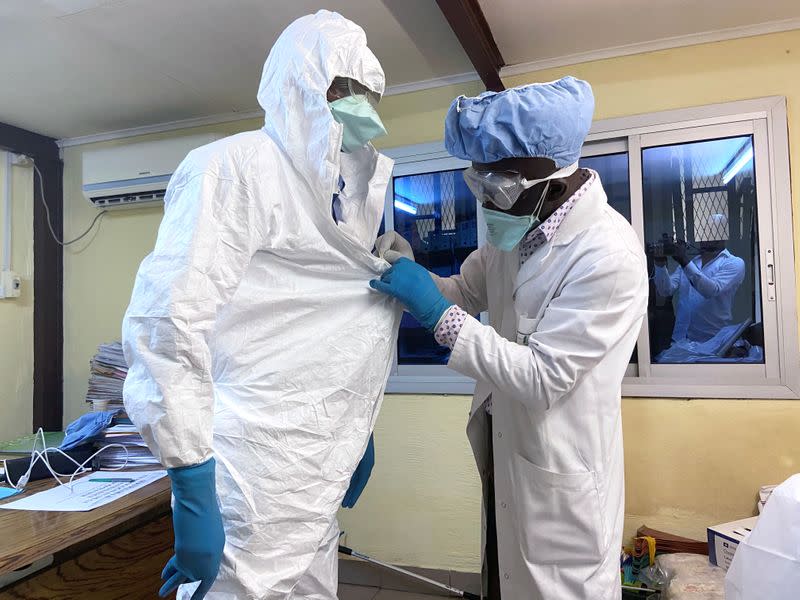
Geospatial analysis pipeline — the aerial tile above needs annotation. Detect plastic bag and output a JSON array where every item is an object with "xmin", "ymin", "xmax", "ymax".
[
  {"xmin": 725, "ymin": 474, "xmax": 800, "ymax": 599},
  {"xmin": 655, "ymin": 553, "xmax": 725, "ymax": 600}
]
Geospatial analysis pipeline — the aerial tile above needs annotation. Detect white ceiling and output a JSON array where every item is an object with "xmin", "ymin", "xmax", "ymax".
[
  {"xmin": 481, "ymin": 0, "xmax": 800, "ymax": 71},
  {"xmin": 2, "ymin": 0, "xmax": 800, "ymax": 141},
  {"xmin": 0, "ymin": 0, "xmax": 472, "ymax": 139}
]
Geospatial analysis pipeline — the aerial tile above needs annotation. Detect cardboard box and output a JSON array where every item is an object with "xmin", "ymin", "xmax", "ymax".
[{"xmin": 707, "ymin": 516, "xmax": 758, "ymax": 571}]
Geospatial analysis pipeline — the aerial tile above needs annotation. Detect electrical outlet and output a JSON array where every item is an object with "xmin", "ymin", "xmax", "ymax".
[{"xmin": 0, "ymin": 271, "xmax": 21, "ymax": 299}]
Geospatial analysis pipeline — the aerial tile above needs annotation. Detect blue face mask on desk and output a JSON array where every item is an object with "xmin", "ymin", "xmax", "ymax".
[{"xmin": 60, "ymin": 410, "xmax": 120, "ymax": 451}]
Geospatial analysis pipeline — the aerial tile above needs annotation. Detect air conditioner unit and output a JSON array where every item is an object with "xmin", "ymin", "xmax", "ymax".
[{"xmin": 82, "ymin": 133, "xmax": 217, "ymax": 209}]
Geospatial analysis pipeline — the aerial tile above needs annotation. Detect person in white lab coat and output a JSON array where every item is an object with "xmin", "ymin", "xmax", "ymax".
[
  {"xmin": 372, "ymin": 78, "xmax": 649, "ymax": 600},
  {"xmin": 651, "ymin": 213, "xmax": 745, "ymax": 346},
  {"xmin": 122, "ymin": 11, "xmax": 400, "ymax": 600}
]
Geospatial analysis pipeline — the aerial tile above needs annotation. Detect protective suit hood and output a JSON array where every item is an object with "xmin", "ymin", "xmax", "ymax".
[{"xmin": 257, "ymin": 10, "xmax": 385, "ymax": 193}]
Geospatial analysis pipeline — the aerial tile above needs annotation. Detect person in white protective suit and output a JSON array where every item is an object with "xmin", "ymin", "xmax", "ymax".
[
  {"xmin": 372, "ymin": 78, "xmax": 649, "ymax": 599},
  {"xmin": 122, "ymin": 11, "xmax": 401, "ymax": 600},
  {"xmin": 650, "ymin": 213, "xmax": 745, "ymax": 345}
]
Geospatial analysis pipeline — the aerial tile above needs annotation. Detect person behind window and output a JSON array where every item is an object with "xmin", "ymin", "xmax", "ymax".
[{"xmin": 651, "ymin": 213, "xmax": 745, "ymax": 345}]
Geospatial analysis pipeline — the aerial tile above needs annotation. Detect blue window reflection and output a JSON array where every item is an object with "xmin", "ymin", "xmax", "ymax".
[
  {"xmin": 579, "ymin": 152, "xmax": 631, "ymax": 222},
  {"xmin": 393, "ymin": 169, "xmax": 478, "ymax": 365},
  {"xmin": 642, "ymin": 136, "xmax": 763, "ymax": 364}
]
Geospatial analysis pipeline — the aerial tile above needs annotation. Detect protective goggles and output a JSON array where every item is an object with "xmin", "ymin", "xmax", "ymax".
[
  {"xmin": 462, "ymin": 162, "xmax": 579, "ymax": 209},
  {"xmin": 328, "ymin": 76, "xmax": 381, "ymax": 109}
]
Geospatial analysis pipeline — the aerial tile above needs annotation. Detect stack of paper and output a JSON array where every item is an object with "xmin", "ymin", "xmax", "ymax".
[
  {"xmin": 95, "ymin": 423, "xmax": 160, "ymax": 469},
  {"xmin": 86, "ymin": 342, "xmax": 128, "ymax": 412},
  {"xmin": 84, "ymin": 341, "xmax": 161, "ymax": 469},
  {"xmin": 758, "ymin": 484, "xmax": 777, "ymax": 513}
]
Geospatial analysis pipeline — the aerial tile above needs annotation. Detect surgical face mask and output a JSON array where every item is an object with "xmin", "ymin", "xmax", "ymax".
[
  {"xmin": 482, "ymin": 181, "xmax": 551, "ymax": 251},
  {"xmin": 329, "ymin": 96, "xmax": 387, "ymax": 153},
  {"xmin": 464, "ymin": 162, "xmax": 578, "ymax": 210}
]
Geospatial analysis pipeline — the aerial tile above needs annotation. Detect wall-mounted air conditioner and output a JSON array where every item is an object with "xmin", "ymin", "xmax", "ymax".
[{"xmin": 82, "ymin": 133, "xmax": 217, "ymax": 209}]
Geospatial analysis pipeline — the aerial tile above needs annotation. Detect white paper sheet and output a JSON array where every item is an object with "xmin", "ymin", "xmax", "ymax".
[{"xmin": 0, "ymin": 470, "xmax": 167, "ymax": 511}]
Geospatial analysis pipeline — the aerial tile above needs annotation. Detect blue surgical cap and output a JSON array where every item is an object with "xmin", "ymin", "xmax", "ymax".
[{"xmin": 444, "ymin": 76, "xmax": 595, "ymax": 168}]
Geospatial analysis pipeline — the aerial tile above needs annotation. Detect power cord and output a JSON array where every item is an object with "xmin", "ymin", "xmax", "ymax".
[
  {"xmin": 33, "ymin": 163, "xmax": 108, "ymax": 246},
  {"xmin": 4, "ymin": 427, "xmax": 129, "ymax": 491}
]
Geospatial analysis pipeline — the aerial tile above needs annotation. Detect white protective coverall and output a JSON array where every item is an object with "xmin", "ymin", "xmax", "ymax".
[
  {"xmin": 122, "ymin": 11, "xmax": 400, "ymax": 600},
  {"xmin": 436, "ymin": 174, "xmax": 648, "ymax": 600}
]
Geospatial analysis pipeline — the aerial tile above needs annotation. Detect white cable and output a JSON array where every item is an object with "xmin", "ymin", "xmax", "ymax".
[
  {"xmin": 32, "ymin": 164, "xmax": 107, "ymax": 246},
  {"xmin": 6, "ymin": 427, "xmax": 130, "ymax": 491}
]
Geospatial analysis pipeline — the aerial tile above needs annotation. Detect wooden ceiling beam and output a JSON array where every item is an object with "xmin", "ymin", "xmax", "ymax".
[{"xmin": 436, "ymin": 0, "xmax": 505, "ymax": 92}]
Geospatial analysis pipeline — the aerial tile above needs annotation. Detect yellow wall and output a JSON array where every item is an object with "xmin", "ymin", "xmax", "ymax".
[
  {"xmin": 0, "ymin": 153, "xmax": 34, "ymax": 441},
  {"xmin": 61, "ymin": 31, "xmax": 800, "ymax": 572}
]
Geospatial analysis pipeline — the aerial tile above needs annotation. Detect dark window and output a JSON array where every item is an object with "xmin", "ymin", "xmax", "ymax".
[{"xmin": 392, "ymin": 169, "xmax": 478, "ymax": 364}]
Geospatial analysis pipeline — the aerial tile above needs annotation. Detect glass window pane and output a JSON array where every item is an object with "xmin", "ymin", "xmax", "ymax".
[
  {"xmin": 392, "ymin": 169, "xmax": 478, "ymax": 365},
  {"xmin": 580, "ymin": 152, "xmax": 631, "ymax": 222},
  {"xmin": 642, "ymin": 135, "xmax": 763, "ymax": 364}
]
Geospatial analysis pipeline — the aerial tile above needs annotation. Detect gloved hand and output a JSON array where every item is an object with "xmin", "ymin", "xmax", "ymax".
[
  {"xmin": 369, "ymin": 258, "xmax": 452, "ymax": 331},
  {"xmin": 342, "ymin": 434, "xmax": 374, "ymax": 508},
  {"xmin": 374, "ymin": 231, "xmax": 414, "ymax": 264},
  {"xmin": 160, "ymin": 458, "xmax": 225, "ymax": 600}
]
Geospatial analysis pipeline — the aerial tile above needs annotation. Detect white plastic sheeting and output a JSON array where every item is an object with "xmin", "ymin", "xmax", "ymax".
[{"xmin": 725, "ymin": 473, "xmax": 800, "ymax": 600}]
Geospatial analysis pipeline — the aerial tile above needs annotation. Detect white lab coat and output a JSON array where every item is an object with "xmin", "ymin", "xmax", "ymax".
[
  {"xmin": 653, "ymin": 250, "xmax": 745, "ymax": 342},
  {"xmin": 436, "ymin": 175, "xmax": 648, "ymax": 600},
  {"xmin": 122, "ymin": 12, "xmax": 400, "ymax": 600}
]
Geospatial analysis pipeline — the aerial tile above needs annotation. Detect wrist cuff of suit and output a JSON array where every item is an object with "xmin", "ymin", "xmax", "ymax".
[{"xmin": 168, "ymin": 457, "xmax": 217, "ymax": 496}]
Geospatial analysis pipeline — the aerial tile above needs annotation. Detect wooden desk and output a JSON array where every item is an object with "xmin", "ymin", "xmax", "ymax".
[{"xmin": 0, "ymin": 473, "xmax": 172, "ymax": 599}]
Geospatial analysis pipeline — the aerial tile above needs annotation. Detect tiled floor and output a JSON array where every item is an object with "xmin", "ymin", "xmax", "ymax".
[{"xmin": 338, "ymin": 584, "xmax": 446, "ymax": 599}]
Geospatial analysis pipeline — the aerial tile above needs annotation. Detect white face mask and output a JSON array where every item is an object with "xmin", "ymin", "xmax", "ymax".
[
  {"xmin": 481, "ymin": 181, "xmax": 552, "ymax": 251},
  {"xmin": 328, "ymin": 96, "xmax": 387, "ymax": 153}
]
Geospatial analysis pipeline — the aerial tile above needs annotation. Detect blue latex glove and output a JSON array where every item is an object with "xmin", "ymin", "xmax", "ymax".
[
  {"xmin": 342, "ymin": 434, "xmax": 375, "ymax": 508},
  {"xmin": 160, "ymin": 458, "xmax": 225, "ymax": 599},
  {"xmin": 369, "ymin": 258, "xmax": 452, "ymax": 331}
]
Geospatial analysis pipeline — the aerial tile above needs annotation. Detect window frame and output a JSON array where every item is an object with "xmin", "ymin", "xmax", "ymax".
[
  {"xmin": 381, "ymin": 96, "xmax": 799, "ymax": 399},
  {"xmin": 585, "ymin": 97, "xmax": 797, "ymax": 399}
]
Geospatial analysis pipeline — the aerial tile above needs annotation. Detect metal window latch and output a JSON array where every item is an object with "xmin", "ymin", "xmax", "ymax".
[{"xmin": 766, "ymin": 249, "xmax": 776, "ymax": 301}]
